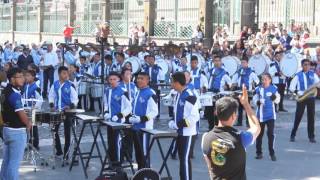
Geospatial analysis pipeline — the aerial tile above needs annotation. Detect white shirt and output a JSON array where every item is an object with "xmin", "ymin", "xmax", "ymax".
[
  {"xmin": 289, "ymin": 71, "xmax": 320, "ymax": 95},
  {"xmin": 43, "ymin": 51, "xmax": 59, "ymax": 67}
]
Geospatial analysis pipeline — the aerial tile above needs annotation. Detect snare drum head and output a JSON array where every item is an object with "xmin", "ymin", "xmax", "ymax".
[
  {"xmin": 123, "ymin": 56, "xmax": 141, "ymax": 74},
  {"xmin": 156, "ymin": 59, "xmax": 169, "ymax": 75},
  {"xmin": 249, "ymin": 54, "xmax": 267, "ymax": 75},
  {"xmin": 222, "ymin": 56, "xmax": 239, "ymax": 76},
  {"xmin": 281, "ymin": 53, "xmax": 299, "ymax": 77}
]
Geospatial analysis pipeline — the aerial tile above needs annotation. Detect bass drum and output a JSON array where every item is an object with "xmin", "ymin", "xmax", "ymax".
[
  {"xmin": 156, "ymin": 58, "xmax": 169, "ymax": 75},
  {"xmin": 123, "ymin": 56, "xmax": 141, "ymax": 74},
  {"xmin": 186, "ymin": 53, "xmax": 205, "ymax": 69},
  {"xmin": 280, "ymin": 53, "xmax": 299, "ymax": 77},
  {"xmin": 222, "ymin": 56, "xmax": 240, "ymax": 76},
  {"xmin": 249, "ymin": 54, "xmax": 268, "ymax": 76}
]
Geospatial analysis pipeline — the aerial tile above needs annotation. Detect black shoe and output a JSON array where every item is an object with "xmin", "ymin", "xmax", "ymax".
[
  {"xmin": 255, "ymin": 154, "xmax": 263, "ymax": 159},
  {"xmin": 279, "ymin": 109, "xmax": 288, "ymax": 112},
  {"xmin": 270, "ymin": 155, "xmax": 277, "ymax": 161},
  {"xmin": 309, "ymin": 138, "xmax": 316, "ymax": 143},
  {"xmin": 290, "ymin": 136, "xmax": 295, "ymax": 142}
]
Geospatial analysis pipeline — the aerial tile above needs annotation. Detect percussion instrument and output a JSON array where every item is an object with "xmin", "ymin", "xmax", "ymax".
[
  {"xmin": 123, "ymin": 56, "xmax": 141, "ymax": 74},
  {"xmin": 65, "ymin": 109, "xmax": 85, "ymax": 114},
  {"xmin": 91, "ymin": 78, "xmax": 103, "ymax": 98},
  {"xmin": 280, "ymin": 53, "xmax": 299, "ymax": 77},
  {"xmin": 199, "ymin": 92, "xmax": 217, "ymax": 107},
  {"xmin": 78, "ymin": 80, "xmax": 87, "ymax": 95},
  {"xmin": 47, "ymin": 111, "xmax": 66, "ymax": 125},
  {"xmin": 249, "ymin": 54, "xmax": 268, "ymax": 75},
  {"xmin": 222, "ymin": 56, "xmax": 240, "ymax": 76},
  {"xmin": 100, "ymin": 121, "xmax": 132, "ymax": 130},
  {"xmin": 161, "ymin": 96, "xmax": 174, "ymax": 106},
  {"xmin": 156, "ymin": 58, "xmax": 169, "ymax": 75},
  {"xmin": 295, "ymin": 82, "xmax": 320, "ymax": 102}
]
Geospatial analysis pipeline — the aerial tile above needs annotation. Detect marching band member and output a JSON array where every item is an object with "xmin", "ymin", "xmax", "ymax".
[
  {"xmin": 0, "ymin": 68, "xmax": 32, "ymax": 180},
  {"xmin": 89, "ymin": 52, "xmax": 103, "ymax": 113},
  {"xmin": 103, "ymin": 72, "xmax": 132, "ymax": 164},
  {"xmin": 119, "ymin": 68, "xmax": 137, "ymax": 160},
  {"xmin": 138, "ymin": 45, "xmax": 150, "ymax": 65},
  {"xmin": 289, "ymin": 59, "xmax": 320, "ymax": 143},
  {"xmin": 206, "ymin": 55, "xmax": 232, "ymax": 130},
  {"xmin": 128, "ymin": 72, "xmax": 158, "ymax": 169},
  {"xmin": 143, "ymin": 55, "xmax": 164, "ymax": 118},
  {"xmin": 253, "ymin": 73, "xmax": 280, "ymax": 161},
  {"xmin": 168, "ymin": 72, "xmax": 200, "ymax": 180},
  {"xmin": 23, "ymin": 70, "xmax": 43, "ymax": 150},
  {"xmin": 48, "ymin": 66, "xmax": 78, "ymax": 159},
  {"xmin": 111, "ymin": 52, "xmax": 125, "ymax": 72},
  {"xmin": 77, "ymin": 56, "xmax": 89, "ymax": 109},
  {"xmin": 269, "ymin": 51, "xmax": 287, "ymax": 112},
  {"xmin": 190, "ymin": 55, "xmax": 208, "ymax": 92},
  {"xmin": 232, "ymin": 56, "xmax": 259, "ymax": 126}
]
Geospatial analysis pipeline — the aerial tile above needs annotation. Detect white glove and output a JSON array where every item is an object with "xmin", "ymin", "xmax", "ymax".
[
  {"xmin": 199, "ymin": 110, "xmax": 204, "ymax": 118},
  {"xmin": 111, "ymin": 115, "xmax": 118, "ymax": 122},
  {"xmin": 104, "ymin": 113, "xmax": 111, "ymax": 120},
  {"xmin": 297, "ymin": 91, "xmax": 304, "ymax": 96},
  {"xmin": 129, "ymin": 116, "xmax": 141, "ymax": 124},
  {"xmin": 168, "ymin": 120, "xmax": 178, "ymax": 130},
  {"xmin": 260, "ymin": 99, "xmax": 265, "ymax": 105}
]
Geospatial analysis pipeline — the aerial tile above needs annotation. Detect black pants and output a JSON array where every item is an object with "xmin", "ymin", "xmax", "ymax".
[
  {"xmin": 237, "ymin": 98, "xmax": 251, "ymax": 125},
  {"xmin": 205, "ymin": 104, "xmax": 217, "ymax": 131},
  {"xmin": 290, "ymin": 98, "xmax": 315, "ymax": 139},
  {"xmin": 121, "ymin": 130, "xmax": 133, "ymax": 161},
  {"xmin": 107, "ymin": 126, "xmax": 121, "ymax": 162},
  {"xmin": 128, "ymin": 129, "xmax": 150, "ymax": 169},
  {"xmin": 43, "ymin": 67, "xmax": 54, "ymax": 98},
  {"xmin": 275, "ymin": 83, "xmax": 286, "ymax": 110},
  {"xmin": 77, "ymin": 95, "xmax": 87, "ymax": 109},
  {"xmin": 256, "ymin": 119, "xmax": 275, "ymax": 156},
  {"xmin": 89, "ymin": 96, "xmax": 102, "ymax": 112},
  {"xmin": 29, "ymin": 125, "xmax": 39, "ymax": 149},
  {"xmin": 54, "ymin": 116, "xmax": 72, "ymax": 157},
  {"xmin": 168, "ymin": 106, "xmax": 174, "ymax": 118},
  {"xmin": 177, "ymin": 135, "xmax": 194, "ymax": 180}
]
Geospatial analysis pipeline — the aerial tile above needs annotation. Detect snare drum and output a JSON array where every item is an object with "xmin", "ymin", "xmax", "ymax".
[
  {"xmin": 91, "ymin": 79, "xmax": 103, "ymax": 98},
  {"xmin": 78, "ymin": 80, "xmax": 87, "ymax": 95},
  {"xmin": 199, "ymin": 92, "xmax": 214, "ymax": 107}
]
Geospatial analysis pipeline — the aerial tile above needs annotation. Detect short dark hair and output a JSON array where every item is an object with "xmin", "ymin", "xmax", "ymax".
[
  {"xmin": 215, "ymin": 97, "xmax": 239, "ymax": 121},
  {"xmin": 213, "ymin": 55, "xmax": 222, "ymax": 60},
  {"xmin": 104, "ymin": 54, "xmax": 113, "ymax": 61},
  {"xmin": 58, "ymin": 66, "xmax": 68, "ymax": 74},
  {"xmin": 261, "ymin": 72, "xmax": 272, "ymax": 80},
  {"xmin": 301, "ymin": 59, "xmax": 310, "ymax": 65},
  {"xmin": 108, "ymin": 71, "xmax": 121, "ymax": 79},
  {"xmin": 116, "ymin": 52, "xmax": 125, "ymax": 59},
  {"xmin": 137, "ymin": 72, "xmax": 150, "ymax": 80},
  {"xmin": 25, "ymin": 70, "xmax": 36, "ymax": 77},
  {"xmin": 241, "ymin": 55, "xmax": 249, "ymax": 62},
  {"xmin": 121, "ymin": 68, "xmax": 132, "ymax": 76},
  {"xmin": 172, "ymin": 72, "xmax": 186, "ymax": 86},
  {"xmin": 191, "ymin": 55, "xmax": 198, "ymax": 62},
  {"xmin": 7, "ymin": 67, "xmax": 23, "ymax": 81}
]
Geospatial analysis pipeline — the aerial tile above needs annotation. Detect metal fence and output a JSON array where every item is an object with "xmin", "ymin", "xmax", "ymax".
[
  {"xmin": 258, "ymin": 0, "xmax": 316, "ymax": 29},
  {"xmin": 43, "ymin": 1, "xmax": 68, "ymax": 34},
  {"xmin": 16, "ymin": 3, "xmax": 38, "ymax": 32},
  {"xmin": 0, "ymin": 3, "xmax": 11, "ymax": 32},
  {"xmin": 154, "ymin": 0, "xmax": 199, "ymax": 38}
]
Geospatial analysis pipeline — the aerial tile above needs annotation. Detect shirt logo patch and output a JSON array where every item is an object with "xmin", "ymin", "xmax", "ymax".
[
  {"xmin": 179, "ymin": 100, "xmax": 185, "ymax": 106},
  {"xmin": 210, "ymin": 138, "xmax": 235, "ymax": 166},
  {"xmin": 114, "ymin": 95, "xmax": 121, "ymax": 101},
  {"xmin": 64, "ymin": 87, "xmax": 70, "ymax": 94},
  {"xmin": 139, "ymin": 97, "xmax": 145, "ymax": 103}
]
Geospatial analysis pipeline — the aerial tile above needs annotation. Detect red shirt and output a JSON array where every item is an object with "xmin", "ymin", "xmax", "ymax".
[{"xmin": 63, "ymin": 27, "xmax": 75, "ymax": 38}]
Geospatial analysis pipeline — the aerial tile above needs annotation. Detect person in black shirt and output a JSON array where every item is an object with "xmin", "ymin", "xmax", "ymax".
[
  {"xmin": 0, "ymin": 67, "xmax": 32, "ymax": 180},
  {"xmin": 17, "ymin": 48, "xmax": 34, "ymax": 70},
  {"xmin": 201, "ymin": 85, "xmax": 261, "ymax": 180}
]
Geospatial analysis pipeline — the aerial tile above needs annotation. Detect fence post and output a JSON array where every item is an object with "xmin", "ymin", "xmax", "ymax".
[
  {"xmin": 38, "ymin": 0, "xmax": 44, "ymax": 42},
  {"xmin": 10, "ymin": 0, "xmax": 16, "ymax": 43},
  {"xmin": 199, "ymin": 0, "xmax": 213, "ymax": 47},
  {"xmin": 68, "ymin": 0, "xmax": 75, "ymax": 26},
  {"xmin": 144, "ymin": 0, "xmax": 156, "ymax": 36},
  {"xmin": 102, "ymin": 0, "xmax": 111, "ymax": 23}
]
